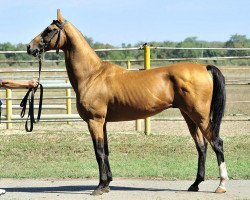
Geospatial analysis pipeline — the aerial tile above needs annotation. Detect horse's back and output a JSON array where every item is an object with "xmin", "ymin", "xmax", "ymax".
[{"xmin": 165, "ymin": 62, "xmax": 207, "ymax": 75}]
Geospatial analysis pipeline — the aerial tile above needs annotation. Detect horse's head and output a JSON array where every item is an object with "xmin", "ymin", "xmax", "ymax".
[{"xmin": 27, "ymin": 9, "xmax": 67, "ymax": 56}]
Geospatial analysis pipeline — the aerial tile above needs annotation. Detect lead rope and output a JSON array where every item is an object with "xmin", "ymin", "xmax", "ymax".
[{"xmin": 20, "ymin": 54, "xmax": 43, "ymax": 132}]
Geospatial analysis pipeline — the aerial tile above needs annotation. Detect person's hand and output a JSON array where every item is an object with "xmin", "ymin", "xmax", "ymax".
[{"xmin": 27, "ymin": 79, "xmax": 38, "ymax": 88}]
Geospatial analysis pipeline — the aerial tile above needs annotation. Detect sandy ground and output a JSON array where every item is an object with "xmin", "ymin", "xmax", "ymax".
[
  {"xmin": 1, "ymin": 120, "xmax": 249, "ymax": 137},
  {"xmin": 0, "ymin": 179, "xmax": 249, "ymax": 200}
]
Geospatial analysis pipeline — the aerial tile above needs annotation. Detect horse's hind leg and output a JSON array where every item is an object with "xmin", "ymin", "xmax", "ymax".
[
  {"xmin": 181, "ymin": 111, "xmax": 208, "ymax": 192},
  {"xmin": 188, "ymin": 111, "xmax": 229, "ymax": 193},
  {"xmin": 198, "ymin": 121, "xmax": 229, "ymax": 193},
  {"xmin": 212, "ymin": 138, "xmax": 228, "ymax": 193}
]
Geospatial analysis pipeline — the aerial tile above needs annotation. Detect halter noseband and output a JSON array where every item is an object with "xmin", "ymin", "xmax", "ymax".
[{"xmin": 42, "ymin": 20, "xmax": 67, "ymax": 54}]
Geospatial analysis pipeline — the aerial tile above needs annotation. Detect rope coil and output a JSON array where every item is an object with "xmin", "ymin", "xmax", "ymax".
[{"xmin": 20, "ymin": 56, "xmax": 43, "ymax": 132}]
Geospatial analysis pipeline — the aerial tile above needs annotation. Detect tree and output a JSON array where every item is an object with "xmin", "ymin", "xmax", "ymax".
[
  {"xmin": 224, "ymin": 34, "xmax": 250, "ymax": 56},
  {"xmin": 173, "ymin": 37, "xmax": 202, "ymax": 58}
]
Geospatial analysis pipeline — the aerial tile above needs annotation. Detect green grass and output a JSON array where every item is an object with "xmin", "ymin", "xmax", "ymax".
[{"xmin": 0, "ymin": 131, "xmax": 249, "ymax": 180}]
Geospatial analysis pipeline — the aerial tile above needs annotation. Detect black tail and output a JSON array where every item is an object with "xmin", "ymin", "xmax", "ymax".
[{"xmin": 206, "ymin": 65, "xmax": 226, "ymax": 138}]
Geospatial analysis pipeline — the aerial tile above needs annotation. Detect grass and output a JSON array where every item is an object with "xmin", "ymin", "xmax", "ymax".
[{"xmin": 0, "ymin": 131, "xmax": 249, "ymax": 180}]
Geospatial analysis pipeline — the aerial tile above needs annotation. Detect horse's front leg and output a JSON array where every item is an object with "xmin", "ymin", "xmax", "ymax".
[
  {"xmin": 88, "ymin": 118, "xmax": 111, "ymax": 195},
  {"xmin": 103, "ymin": 122, "xmax": 113, "ymax": 183}
]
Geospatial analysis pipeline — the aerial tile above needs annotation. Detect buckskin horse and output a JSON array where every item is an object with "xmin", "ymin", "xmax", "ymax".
[{"xmin": 27, "ymin": 10, "xmax": 228, "ymax": 195}]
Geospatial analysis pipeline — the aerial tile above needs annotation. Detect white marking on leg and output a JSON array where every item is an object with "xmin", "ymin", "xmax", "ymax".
[
  {"xmin": 220, "ymin": 162, "xmax": 228, "ymax": 180},
  {"xmin": 219, "ymin": 162, "xmax": 229, "ymax": 188}
]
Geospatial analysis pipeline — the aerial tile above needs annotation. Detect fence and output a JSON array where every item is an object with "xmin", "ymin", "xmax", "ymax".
[{"xmin": 0, "ymin": 46, "xmax": 249, "ymax": 134}]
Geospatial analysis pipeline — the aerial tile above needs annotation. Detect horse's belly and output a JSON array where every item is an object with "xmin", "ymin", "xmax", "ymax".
[{"xmin": 106, "ymin": 103, "xmax": 172, "ymax": 122}]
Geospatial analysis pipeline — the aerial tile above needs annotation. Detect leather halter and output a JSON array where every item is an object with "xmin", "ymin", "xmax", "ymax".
[{"xmin": 43, "ymin": 20, "xmax": 67, "ymax": 54}]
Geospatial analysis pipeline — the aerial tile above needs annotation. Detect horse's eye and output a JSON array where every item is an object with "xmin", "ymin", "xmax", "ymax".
[{"xmin": 41, "ymin": 28, "xmax": 50, "ymax": 37}]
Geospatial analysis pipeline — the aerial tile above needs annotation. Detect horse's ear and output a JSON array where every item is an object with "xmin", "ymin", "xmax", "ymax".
[{"xmin": 57, "ymin": 9, "xmax": 64, "ymax": 22}]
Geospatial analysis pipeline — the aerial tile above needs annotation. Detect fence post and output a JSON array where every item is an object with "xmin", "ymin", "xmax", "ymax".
[
  {"xmin": 144, "ymin": 44, "xmax": 151, "ymax": 135},
  {"xmin": 127, "ymin": 60, "xmax": 131, "ymax": 69},
  {"xmin": 136, "ymin": 120, "xmax": 142, "ymax": 132},
  {"xmin": 66, "ymin": 80, "xmax": 72, "ymax": 124},
  {"xmin": 6, "ymin": 89, "xmax": 12, "ymax": 129}
]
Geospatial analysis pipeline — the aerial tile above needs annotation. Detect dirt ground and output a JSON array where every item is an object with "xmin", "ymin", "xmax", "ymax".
[
  {"xmin": 1, "ymin": 120, "xmax": 249, "ymax": 137},
  {"xmin": 0, "ymin": 179, "xmax": 249, "ymax": 200}
]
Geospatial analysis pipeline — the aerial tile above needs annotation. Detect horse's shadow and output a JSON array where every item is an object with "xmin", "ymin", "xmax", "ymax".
[{"xmin": 3, "ymin": 185, "xmax": 212, "ymax": 195}]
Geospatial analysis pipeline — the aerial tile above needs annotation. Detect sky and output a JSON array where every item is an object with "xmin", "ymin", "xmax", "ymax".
[{"xmin": 0, "ymin": 0, "xmax": 249, "ymax": 47}]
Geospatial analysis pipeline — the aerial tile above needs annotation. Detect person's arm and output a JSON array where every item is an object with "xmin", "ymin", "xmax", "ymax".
[{"xmin": 0, "ymin": 79, "xmax": 38, "ymax": 89}]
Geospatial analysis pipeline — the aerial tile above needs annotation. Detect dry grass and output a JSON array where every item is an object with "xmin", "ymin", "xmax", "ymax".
[{"xmin": 0, "ymin": 130, "xmax": 249, "ymax": 180}]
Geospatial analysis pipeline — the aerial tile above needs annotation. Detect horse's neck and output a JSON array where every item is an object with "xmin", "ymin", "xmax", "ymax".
[{"xmin": 63, "ymin": 23, "xmax": 101, "ymax": 91}]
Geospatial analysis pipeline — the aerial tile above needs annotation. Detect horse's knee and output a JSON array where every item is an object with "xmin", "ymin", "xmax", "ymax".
[{"xmin": 196, "ymin": 140, "xmax": 208, "ymax": 154}]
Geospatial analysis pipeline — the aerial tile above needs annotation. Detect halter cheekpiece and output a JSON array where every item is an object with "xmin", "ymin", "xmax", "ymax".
[{"xmin": 43, "ymin": 20, "xmax": 67, "ymax": 54}]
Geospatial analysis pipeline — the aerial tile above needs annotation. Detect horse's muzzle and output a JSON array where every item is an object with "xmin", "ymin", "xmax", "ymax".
[{"xmin": 27, "ymin": 45, "xmax": 40, "ymax": 57}]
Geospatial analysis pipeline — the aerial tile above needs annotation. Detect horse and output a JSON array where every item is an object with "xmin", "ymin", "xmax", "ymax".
[{"xmin": 27, "ymin": 10, "xmax": 228, "ymax": 195}]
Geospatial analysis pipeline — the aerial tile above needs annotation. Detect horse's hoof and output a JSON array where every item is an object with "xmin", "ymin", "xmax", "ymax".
[
  {"xmin": 90, "ymin": 186, "xmax": 110, "ymax": 196},
  {"xmin": 215, "ymin": 186, "xmax": 226, "ymax": 193},
  {"xmin": 101, "ymin": 186, "xmax": 110, "ymax": 193},
  {"xmin": 188, "ymin": 185, "xmax": 199, "ymax": 192},
  {"xmin": 91, "ymin": 189, "xmax": 103, "ymax": 196}
]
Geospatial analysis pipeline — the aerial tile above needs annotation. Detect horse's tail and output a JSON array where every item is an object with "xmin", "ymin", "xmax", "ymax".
[{"xmin": 206, "ymin": 65, "xmax": 226, "ymax": 138}]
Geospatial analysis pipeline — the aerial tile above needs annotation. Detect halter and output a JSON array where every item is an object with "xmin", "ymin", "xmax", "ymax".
[{"xmin": 43, "ymin": 20, "xmax": 67, "ymax": 54}]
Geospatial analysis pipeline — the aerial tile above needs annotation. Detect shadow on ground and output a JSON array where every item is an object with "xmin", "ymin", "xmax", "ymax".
[{"xmin": 3, "ymin": 185, "xmax": 197, "ymax": 195}]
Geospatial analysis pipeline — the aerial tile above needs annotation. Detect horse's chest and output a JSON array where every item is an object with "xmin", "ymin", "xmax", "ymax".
[
  {"xmin": 75, "ymin": 102, "xmax": 88, "ymax": 120},
  {"xmin": 76, "ymin": 90, "xmax": 106, "ymax": 120},
  {"xmin": 75, "ymin": 95, "xmax": 94, "ymax": 120}
]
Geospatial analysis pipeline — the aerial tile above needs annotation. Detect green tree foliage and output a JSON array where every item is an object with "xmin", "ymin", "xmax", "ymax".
[
  {"xmin": 224, "ymin": 34, "xmax": 250, "ymax": 56},
  {"xmin": 0, "ymin": 34, "xmax": 250, "ymax": 66}
]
